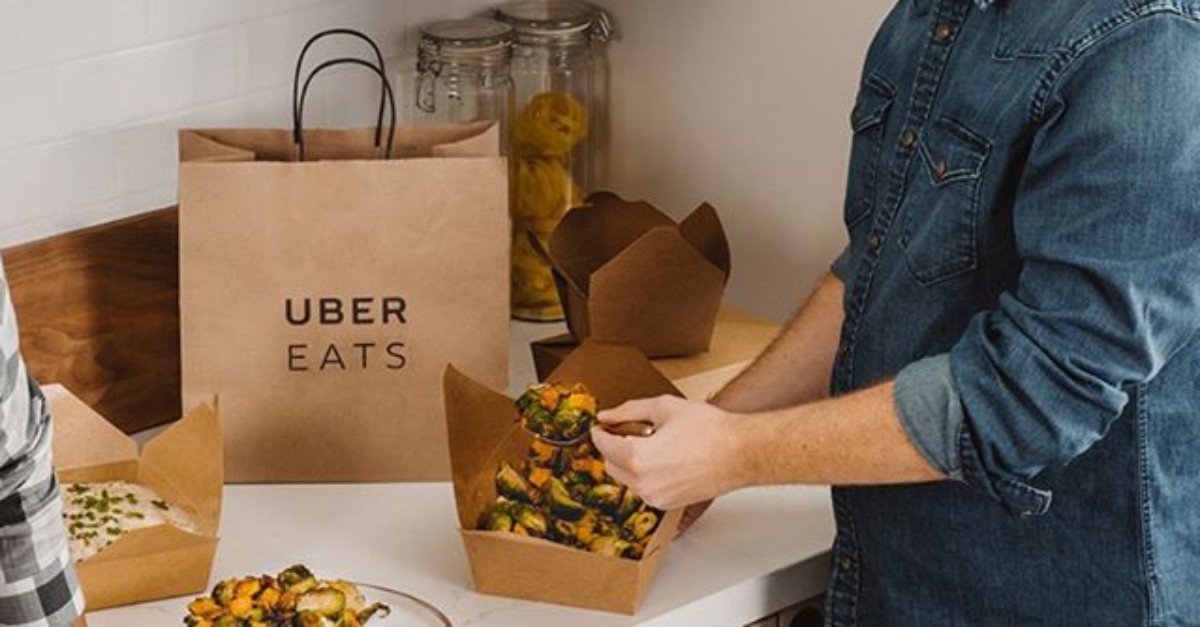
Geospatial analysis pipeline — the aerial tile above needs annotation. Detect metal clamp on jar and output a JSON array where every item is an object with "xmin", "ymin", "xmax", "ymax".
[{"xmin": 415, "ymin": 18, "xmax": 515, "ymax": 136}]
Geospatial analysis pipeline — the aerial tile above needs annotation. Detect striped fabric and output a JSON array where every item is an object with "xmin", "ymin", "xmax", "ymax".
[{"xmin": 0, "ymin": 263, "xmax": 84, "ymax": 626}]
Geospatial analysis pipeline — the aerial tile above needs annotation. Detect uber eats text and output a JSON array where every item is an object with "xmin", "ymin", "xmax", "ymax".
[{"xmin": 284, "ymin": 297, "xmax": 408, "ymax": 372}]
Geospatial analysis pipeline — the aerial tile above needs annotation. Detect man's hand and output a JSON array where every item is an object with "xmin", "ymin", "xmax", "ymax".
[{"xmin": 592, "ymin": 396, "xmax": 746, "ymax": 511}]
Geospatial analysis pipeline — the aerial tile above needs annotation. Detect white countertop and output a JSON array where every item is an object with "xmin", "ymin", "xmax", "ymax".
[{"xmin": 98, "ymin": 321, "xmax": 834, "ymax": 626}]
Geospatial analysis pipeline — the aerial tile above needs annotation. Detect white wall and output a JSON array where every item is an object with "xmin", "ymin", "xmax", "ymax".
[
  {"xmin": 592, "ymin": 0, "xmax": 894, "ymax": 321},
  {"xmin": 0, "ymin": 0, "xmax": 498, "ymax": 248},
  {"xmin": 0, "ymin": 0, "xmax": 893, "ymax": 322}
]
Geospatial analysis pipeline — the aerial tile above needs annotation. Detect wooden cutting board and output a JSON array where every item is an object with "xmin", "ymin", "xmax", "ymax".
[{"xmin": 1, "ymin": 208, "xmax": 180, "ymax": 433}]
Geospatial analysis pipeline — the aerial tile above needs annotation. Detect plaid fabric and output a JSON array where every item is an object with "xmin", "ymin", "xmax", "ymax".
[{"xmin": 0, "ymin": 264, "xmax": 84, "ymax": 626}]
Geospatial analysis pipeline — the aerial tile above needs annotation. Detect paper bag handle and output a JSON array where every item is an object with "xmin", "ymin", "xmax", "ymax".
[
  {"xmin": 296, "ymin": 58, "xmax": 398, "ymax": 161},
  {"xmin": 292, "ymin": 28, "xmax": 388, "ymax": 148}
]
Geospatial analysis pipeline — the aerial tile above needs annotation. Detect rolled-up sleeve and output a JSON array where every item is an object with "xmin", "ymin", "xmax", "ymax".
[{"xmin": 893, "ymin": 16, "xmax": 1200, "ymax": 515}]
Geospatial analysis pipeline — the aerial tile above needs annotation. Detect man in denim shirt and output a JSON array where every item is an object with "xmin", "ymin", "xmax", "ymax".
[{"xmin": 593, "ymin": 0, "xmax": 1200, "ymax": 624}]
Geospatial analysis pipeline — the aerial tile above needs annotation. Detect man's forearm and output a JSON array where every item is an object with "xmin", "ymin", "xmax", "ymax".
[
  {"xmin": 733, "ymin": 380, "xmax": 945, "ymax": 487},
  {"xmin": 711, "ymin": 272, "xmax": 845, "ymax": 413}
]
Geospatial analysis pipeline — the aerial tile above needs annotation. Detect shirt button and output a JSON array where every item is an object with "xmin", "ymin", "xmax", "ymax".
[
  {"xmin": 837, "ymin": 342, "xmax": 850, "ymax": 359},
  {"xmin": 935, "ymin": 22, "xmax": 954, "ymax": 43},
  {"xmin": 933, "ymin": 161, "xmax": 947, "ymax": 180},
  {"xmin": 868, "ymin": 233, "xmax": 882, "ymax": 253},
  {"xmin": 839, "ymin": 556, "xmax": 855, "ymax": 570},
  {"xmin": 900, "ymin": 129, "xmax": 917, "ymax": 148}
]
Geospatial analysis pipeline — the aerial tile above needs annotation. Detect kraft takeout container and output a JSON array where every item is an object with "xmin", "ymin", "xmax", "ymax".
[
  {"xmin": 535, "ymin": 192, "xmax": 732, "ymax": 358},
  {"xmin": 47, "ymin": 385, "xmax": 222, "ymax": 610},
  {"xmin": 443, "ymin": 342, "xmax": 684, "ymax": 614}
]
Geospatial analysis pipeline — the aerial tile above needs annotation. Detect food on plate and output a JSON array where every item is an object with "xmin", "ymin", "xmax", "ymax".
[
  {"xmin": 61, "ymin": 481, "xmax": 199, "ymax": 562},
  {"xmin": 478, "ymin": 384, "xmax": 664, "ymax": 560},
  {"xmin": 184, "ymin": 564, "xmax": 390, "ymax": 627},
  {"xmin": 516, "ymin": 381, "xmax": 598, "ymax": 443}
]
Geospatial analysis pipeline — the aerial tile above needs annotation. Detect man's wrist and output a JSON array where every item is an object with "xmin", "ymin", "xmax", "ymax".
[{"xmin": 723, "ymin": 410, "xmax": 770, "ymax": 490}]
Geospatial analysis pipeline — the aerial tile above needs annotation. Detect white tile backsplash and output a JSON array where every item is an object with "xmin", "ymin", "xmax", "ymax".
[
  {"xmin": 0, "ymin": 0, "xmax": 484, "ymax": 248},
  {"xmin": 0, "ymin": 0, "xmax": 151, "ymax": 75}
]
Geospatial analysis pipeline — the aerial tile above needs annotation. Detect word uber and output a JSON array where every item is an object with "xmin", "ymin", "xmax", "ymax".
[{"xmin": 284, "ymin": 296, "xmax": 408, "ymax": 372}]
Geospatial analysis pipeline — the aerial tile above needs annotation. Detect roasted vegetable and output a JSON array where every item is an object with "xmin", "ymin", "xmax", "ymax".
[
  {"xmin": 624, "ymin": 510, "xmax": 660, "ymax": 541},
  {"xmin": 496, "ymin": 462, "xmax": 536, "ymax": 502},
  {"xmin": 478, "ymin": 383, "xmax": 667, "ymax": 560},
  {"xmin": 584, "ymin": 484, "xmax": 624, "ymax": 514},
  {"xmin": 548, "ymin": 477, "xmax": 587, "ymax": 521},
  {"xmin": 589, "ymin": 534, "xmax": 632, "ymax": 558},
  {"xmin": 183, "ymin": 566, "xmax": 388, "ymax": 626},
  {"xmin": 516, "ymin": 382, "xmax": 597, "ymax": 442},
  {"xmin": 297, "ymin": 588, "xmax": 346, "ymax": 617}
]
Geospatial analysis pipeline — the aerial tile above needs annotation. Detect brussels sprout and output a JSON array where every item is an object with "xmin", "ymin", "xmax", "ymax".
[
  {"xmin": 548, "ymin": 478, "xmax": 586, "ymax": 521},
  {"xmin": 481, "ymin": 510, "xmax": 514, "ymax": 532},
  {"xmin": 584, "ymin": 484, "xmax": 624, "ymax": 513},
  {"xmin": 624, "ymin": 510, "xmax": 660, "ymax": 541},
  {"xmin": 278, "ymin": 565, "xmax": 318, "ymax": 593},
  {"xmin": 616, "ymin": 490, "xmax": 643, "ymax": 523},
  {"xmin": 496, "ymin": 463, "xmax": 535, "ymax": 502},
  {"xmin": 326, "ymin": 580, "xmax": 366, "ymax": 613},
  {"xmin": 589, "ymin": 534, "xmax": 632, "ymax": 558},
  {"xmin": 551, "ymin": 518, "xmax": 578, "ymax": 543},
  {"xmin": 297, "ymin": 588, "xmax": 346, "ymax": 617},
  {"xmin": 514, "ymin": 505, "xmax": 548, "ymax": 536},
  {"xmin": 210, "ymin": 578, "xmax": 237, "ymax": 606}
]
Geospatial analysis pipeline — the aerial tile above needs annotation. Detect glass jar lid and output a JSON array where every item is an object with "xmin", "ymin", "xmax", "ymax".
[
  {"xmin": 495, "ymin": 1, "xmax": 611, "ymax": 45},
  {"xmin": 419, "ymin": 18, "xmax": 513, "ymax": 71}
]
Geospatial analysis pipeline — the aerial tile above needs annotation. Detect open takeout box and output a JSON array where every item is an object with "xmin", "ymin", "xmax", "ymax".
[
  {"xmin": 536, "ymin": 192, "xmax": 732, "ymax": 358},
  {"xmin": 47, "ymin": 385, "xmax": 222, "ymax": 610},
  {"xmin": 444, "ymin": 342, "xmax": 684, "ymax": 614}
]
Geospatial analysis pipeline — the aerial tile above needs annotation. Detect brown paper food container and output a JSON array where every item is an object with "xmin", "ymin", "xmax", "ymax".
[
  {"xmin": 47, "ymin": 385, "xmax": 222, "ymax": 611},
  {"xmin": 444, "ymin": 342, "xmax": 684, "ymax": 614},
  {"xmin": 532, "ymin": 306, "xmax": 780, "ymax": 399},
  {"xmin": 537, "ymin": 192, "xmax": 732, "ymax": 358}
]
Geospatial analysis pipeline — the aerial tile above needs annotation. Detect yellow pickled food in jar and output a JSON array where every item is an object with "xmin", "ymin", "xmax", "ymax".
[{"xmin": 510, "ymin": 91, "xmax": 590, "ymax": 320}]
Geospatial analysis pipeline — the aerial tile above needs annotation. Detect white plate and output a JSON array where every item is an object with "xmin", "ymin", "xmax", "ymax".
[{"xmin": 87, "ymin": 582, "xmax": 451, "ymax": 627}]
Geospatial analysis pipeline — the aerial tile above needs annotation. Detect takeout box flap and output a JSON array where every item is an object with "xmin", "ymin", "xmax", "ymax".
[
  {"xmin": 139, "ymin": 399, "xmax": 223, "ymax": 535},
  {"xmin": 589, "ymin": 227, "xmax": 727, "ymax": 357},
  {"xmin": 46, "ymin": 384, "xmax": 137, "ymax": 471},
  {"xmin": 545, "ymin": 192, "xmax": 731, "ymax": 357},
  {"xmin": 444, "ymin": 341, "xmax": 684, "ymax": 614},
  {"xmin": 679, "ymin": 201, "xmax": 732, "ymax": 279},
  {"xmin": 444, "ymin": 366, "xmax": 529, "ymax": 529},
  {"xmin": 549, "ymin": 193, "xmax": 676, "ymax": 296},
  {"xmin": 76, "ymin": 536, "xmax": 217, "ymax": 611}
]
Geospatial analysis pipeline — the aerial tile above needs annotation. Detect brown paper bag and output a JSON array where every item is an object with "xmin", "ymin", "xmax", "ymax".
[{"xmin": 178, "ymin": 122, "xmax": 509, "ymax": 482}]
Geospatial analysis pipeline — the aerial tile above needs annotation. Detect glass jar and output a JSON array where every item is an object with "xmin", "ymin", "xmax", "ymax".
[
  {"xmin": 496, "ymin": 1, "xmax": 612, "ymax": 321},
  {"xmin": 415, "ymin": 18, "xmax": 515, "ymax": 140}
]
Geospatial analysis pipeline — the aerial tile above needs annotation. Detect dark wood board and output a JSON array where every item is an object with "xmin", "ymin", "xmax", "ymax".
[{"xmin": 1, "ymin": 208, "xmax": 181, "ymax": 434}]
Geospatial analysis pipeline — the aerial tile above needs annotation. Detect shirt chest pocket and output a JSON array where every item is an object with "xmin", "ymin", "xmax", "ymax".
[
  {"xmin": 901, "ymin": 116, "xmax": 990, "ymax": 285},
  {"xmin": 844, "ymin": 73, "xmax": 894, "ymax": 229}
]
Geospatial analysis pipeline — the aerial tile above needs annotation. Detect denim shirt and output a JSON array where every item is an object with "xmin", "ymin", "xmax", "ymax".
[{"xmin": 828, "ymin": 0, "xmax": 1200, "ymax": 624}]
